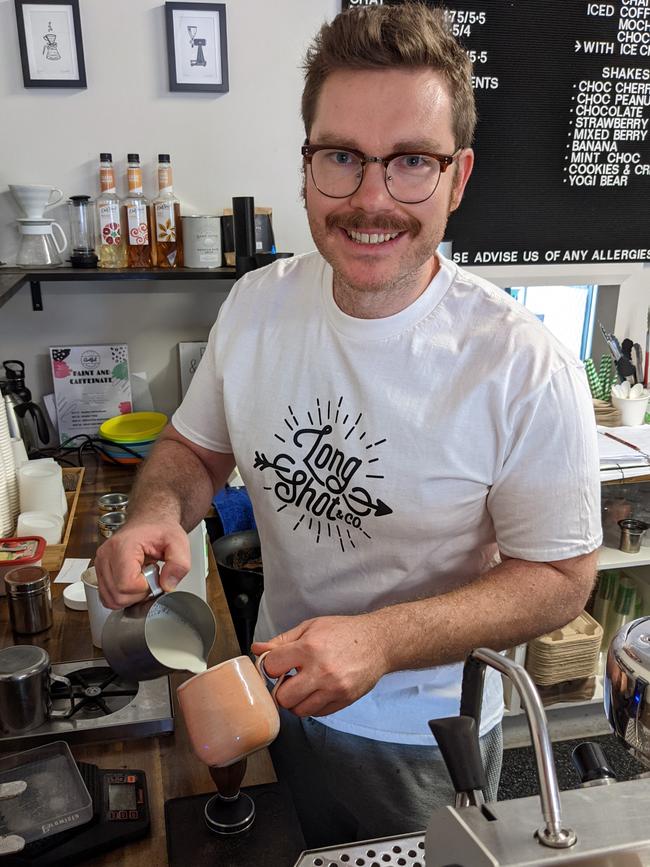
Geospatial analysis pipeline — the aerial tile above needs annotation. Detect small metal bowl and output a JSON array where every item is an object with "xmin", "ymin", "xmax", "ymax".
[
  {"xmin": 98, "ymin": 493, "xmax": 129, "ymax": 513},
  {"xmin": 98, "ymin": 511, "xmax": 127, "ymax": 538}
]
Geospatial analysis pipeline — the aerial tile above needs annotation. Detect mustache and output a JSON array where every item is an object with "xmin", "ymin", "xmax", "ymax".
[{"xmin": 326, "ymin": 212, "xmax": 420, "ymax": 235}]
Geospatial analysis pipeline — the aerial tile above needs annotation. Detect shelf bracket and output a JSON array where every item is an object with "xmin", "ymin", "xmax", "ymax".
[{"xmin": 30, "ymin": 281, "xmax": 43, "ymax": 311}]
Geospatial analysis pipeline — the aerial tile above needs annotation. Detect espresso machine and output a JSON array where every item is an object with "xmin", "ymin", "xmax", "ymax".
[{"xmin": 294, "ymin": 620, "xmax": 650, "ymax": 866}]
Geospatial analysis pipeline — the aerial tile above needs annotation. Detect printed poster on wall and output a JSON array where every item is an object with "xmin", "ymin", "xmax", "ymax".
[{"xmin": 50, "ymin": 345, "xmax": 132, "ymax": 444}]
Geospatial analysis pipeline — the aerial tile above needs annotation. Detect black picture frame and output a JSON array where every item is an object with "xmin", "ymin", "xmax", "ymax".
[
  {"xmin": 165, "ymin": 2, "xmax": 229, "ymax": 93},
  {"xmin": 15, "ymin": 0, "xmax": 87, "ymax": 88}
]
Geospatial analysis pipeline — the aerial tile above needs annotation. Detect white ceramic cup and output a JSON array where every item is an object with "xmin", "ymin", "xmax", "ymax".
[
  {"xmin": 611, "ymin": 393, "xmax": 650, "ymax": 426},
  {"xmin": 82, "ymin": 567, "xmax": 113, "ymax": 649},
  {"xmin": 9, "ymin": 184, "xmax": 64, "ymax": 219},
  {"xmin": 16, "ymin": 511, "xmax": 63, "ymax": 544}
]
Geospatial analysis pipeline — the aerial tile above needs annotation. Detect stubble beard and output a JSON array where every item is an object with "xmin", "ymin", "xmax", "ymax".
[{"xmin": 306, "ymin": 196, "xmax": 453, "ymax": 310}]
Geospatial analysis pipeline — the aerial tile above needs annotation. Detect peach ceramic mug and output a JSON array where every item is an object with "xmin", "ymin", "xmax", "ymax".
[{"xmin": 176, "ymin": 651, "xmax": 287, "ymax": 768}]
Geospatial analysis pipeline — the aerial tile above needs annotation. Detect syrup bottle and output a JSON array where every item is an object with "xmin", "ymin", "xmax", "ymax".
[
  {"xmin": 153, "ymin": 154, "xmax": 184, "ymax": 268},
  {"xmin": 96, "ymin": 153, "xmax": 127, "ymax": 269},
  {"xmin": 122, "ymin": 153, "xmax": 153, "ymax": 268}
]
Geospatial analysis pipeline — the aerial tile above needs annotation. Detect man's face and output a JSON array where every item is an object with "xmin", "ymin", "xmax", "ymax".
[{"xmin": 305, "ymin": 67, "xmax": 473, "ymax": 305}]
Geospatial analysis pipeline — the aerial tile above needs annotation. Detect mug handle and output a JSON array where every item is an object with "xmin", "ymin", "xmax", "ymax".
[
  {"xmin": 47, "ymin": 187, "xmax": 64, "ymax": 209},
  {"xmin": 47, "ymin": 673, "xmax": 74, "ymax": 720},
  {"xmin": 143, "ymin": 562, "xmax": 165, "ymax": 598},
  {"xmin": 256, "ymin": 650, "xmax": 288, "ymax": 705}
]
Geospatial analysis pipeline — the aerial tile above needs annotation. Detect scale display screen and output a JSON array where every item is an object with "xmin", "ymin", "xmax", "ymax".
[{"xmin": 108, "ymin": 783, "xmax": 137, "ymax": 812}]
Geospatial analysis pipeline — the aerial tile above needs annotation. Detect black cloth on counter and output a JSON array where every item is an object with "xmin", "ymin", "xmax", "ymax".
[{"xmin": 498, "ymin": 733, "xmax": 646, "ymax": 801}]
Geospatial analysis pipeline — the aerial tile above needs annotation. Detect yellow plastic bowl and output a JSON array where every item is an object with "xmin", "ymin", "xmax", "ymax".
[{"xmin": 99, "ymin": 411, "xmax": 168, "ymax": 443}]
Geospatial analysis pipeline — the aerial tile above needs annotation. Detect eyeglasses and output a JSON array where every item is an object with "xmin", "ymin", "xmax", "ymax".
[{"xmin": 301, "ymin": 141, "xmax": 461, "ymax": 204}]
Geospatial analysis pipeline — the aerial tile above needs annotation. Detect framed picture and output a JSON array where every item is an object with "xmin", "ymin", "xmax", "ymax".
[
  {"xmin": 15, "ymin": 0, "xmax": 87, "ymax": 88},
  {"xmin": 165, "ymin": 2, "xmax": 229, "ymax": 93}
]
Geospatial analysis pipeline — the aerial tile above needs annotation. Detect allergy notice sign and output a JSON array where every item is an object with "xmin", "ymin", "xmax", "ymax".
[{"xmin": 342, "ymin": 0, "xmax": 650, "ymax": 266}]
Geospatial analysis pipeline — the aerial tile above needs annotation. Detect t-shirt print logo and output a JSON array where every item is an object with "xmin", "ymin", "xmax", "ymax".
[{"xmin": 253, "ymin": 396, "xmax": 393, "ymax": 551}]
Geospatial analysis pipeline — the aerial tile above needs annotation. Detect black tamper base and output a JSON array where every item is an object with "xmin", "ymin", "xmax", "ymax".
[
  {"xmin": 165, "ymin": 782, "xmax": 305, "ymax": 867},
  {"xmin": 204, "ymin": 791, "xmax": 255, "ymax": 835}
]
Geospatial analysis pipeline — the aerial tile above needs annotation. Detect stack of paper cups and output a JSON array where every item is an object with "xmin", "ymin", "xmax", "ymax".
[
  {"xmin": 18, "ymin": 462, "xmax": 65, "ymax": 518},
  {"xmin": 10, "ymin": 438, "xmax": 28, "ymax": 468},
  {"xmin": 0, "ymin": 456, "xmax": 13, "ymax": 536},
  {"xmin": 0, "ymin": 400, "xmax": 18, "ymax": 535}
]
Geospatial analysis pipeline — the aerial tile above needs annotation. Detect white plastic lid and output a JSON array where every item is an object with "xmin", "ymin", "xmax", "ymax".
[{"xmin": 63, "ymin": 581, "xmax": 87, "ymax": 611}]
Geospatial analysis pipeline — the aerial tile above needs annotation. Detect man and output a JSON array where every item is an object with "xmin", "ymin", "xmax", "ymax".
[{"xmin": 96, "ymin": 2, "xmax": 601, "ymax": 849}]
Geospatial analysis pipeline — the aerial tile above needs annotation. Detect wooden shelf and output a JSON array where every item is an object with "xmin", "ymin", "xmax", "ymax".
[{"xmin": 0, "ymin": 265, "xmax": 236, "ymax": 311}]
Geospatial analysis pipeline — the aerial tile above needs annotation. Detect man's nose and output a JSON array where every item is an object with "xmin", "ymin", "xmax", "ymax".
[{"xmin": 348, "ymin": 162, "xmax": 394, "ymax": 210}]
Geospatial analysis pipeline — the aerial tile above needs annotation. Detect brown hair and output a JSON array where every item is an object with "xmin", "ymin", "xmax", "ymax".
[{"xmin": 301, "ymin": 2, "xmax": 476, "ymax": 149}]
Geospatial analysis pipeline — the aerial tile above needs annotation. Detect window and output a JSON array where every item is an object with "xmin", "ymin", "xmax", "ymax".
[{"xmin": 505, "ymin": 285, "xmax": 598, "ymax": 360}]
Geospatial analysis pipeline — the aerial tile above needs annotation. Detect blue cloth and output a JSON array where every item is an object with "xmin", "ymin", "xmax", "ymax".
[{"xmin": 213, "ymin": 486, "xmax": 257, "ymax": 535}]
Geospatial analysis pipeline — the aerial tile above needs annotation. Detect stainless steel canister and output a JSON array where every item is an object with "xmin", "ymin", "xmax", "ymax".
[
  {"xmin": 0, "ymin": 645, "xmax": 72, "ymax": 734},
  {"xmin": 181, "ymin": 215, "xmax": 222, "ymax": 268},
  {"xmin": 618, "ymin": 518, "xmax": 648, "ymax": 553},
  {"xmin": 5, "ymin": 566, "xmax": 52, "ymax": 634}
]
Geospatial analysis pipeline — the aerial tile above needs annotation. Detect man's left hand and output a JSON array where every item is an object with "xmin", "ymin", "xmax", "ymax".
[{"xmin": 251, "ymin": 614, "xmax": 390, "ymax": 718}]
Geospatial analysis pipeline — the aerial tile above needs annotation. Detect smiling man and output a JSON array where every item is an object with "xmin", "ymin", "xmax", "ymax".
[
  {"xmin": 303, "ymin": 65, "xmax": 473, "ymax": 317},
  {"xmin": 95, "ymin": 2, "xmax": 601, "ymax": 850}
]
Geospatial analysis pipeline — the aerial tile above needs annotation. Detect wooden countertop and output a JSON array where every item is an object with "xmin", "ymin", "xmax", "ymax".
[{"xmin": 0, "ymin": 460, "xmax": 275, "ymax": 866}]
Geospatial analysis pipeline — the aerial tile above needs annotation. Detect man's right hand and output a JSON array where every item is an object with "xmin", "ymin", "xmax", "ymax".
[{"xmin": 94, "ymin": 518, "xmax": 191, "ymax": 609}]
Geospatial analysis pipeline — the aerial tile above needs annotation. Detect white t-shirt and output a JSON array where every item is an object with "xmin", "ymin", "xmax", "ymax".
[{"xmin": 172, "ymin": 251, "xmax": 602, "ymax": 745}]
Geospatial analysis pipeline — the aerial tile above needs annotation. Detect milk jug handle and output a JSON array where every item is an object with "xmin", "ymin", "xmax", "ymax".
[{"xmin": 143, "ymin": 563, "xmax": 164, "ymax": 598}]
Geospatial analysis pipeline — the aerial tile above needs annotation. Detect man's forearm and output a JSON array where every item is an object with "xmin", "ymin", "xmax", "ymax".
[
  {"xmin": 368, "ymin": 554, "xmax": 598, "ymax": 673},
  {"xmin": 127, "ymin": 439, "xmax": 218, "ymax": 531}
]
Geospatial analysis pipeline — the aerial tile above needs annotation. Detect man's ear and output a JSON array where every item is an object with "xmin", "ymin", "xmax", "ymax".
[{"xmin": 449, "ymin": 147, "xmax": 474, "ymax": 213}]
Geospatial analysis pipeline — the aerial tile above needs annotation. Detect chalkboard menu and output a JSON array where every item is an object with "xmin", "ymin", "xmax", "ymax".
[{"xmin": 342, "ymin": 1, "xmax": 650, "ymax": 266}]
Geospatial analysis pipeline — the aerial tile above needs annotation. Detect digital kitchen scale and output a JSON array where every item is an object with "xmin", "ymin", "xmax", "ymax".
[{"xmin": 2, "ymin": 761, "xmax": 150, "ymax": 866}]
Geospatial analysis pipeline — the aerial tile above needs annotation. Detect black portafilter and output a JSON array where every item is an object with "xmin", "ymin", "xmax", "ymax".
[{"xmin": 571, "ymin": 742, "xmax": 617, "ymax": 786}]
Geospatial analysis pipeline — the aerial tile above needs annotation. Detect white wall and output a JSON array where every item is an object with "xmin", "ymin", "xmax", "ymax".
[
  {"xmin": 1, "ymin": 0, "xmax": 649, "ymax": 422},
  {"xmin": 0, "ymin": 0, "xmax": 337, "ymax": 261},
  {"xmin": 0, "ymin": 0, "xmax": 337, "ymax": 420}
]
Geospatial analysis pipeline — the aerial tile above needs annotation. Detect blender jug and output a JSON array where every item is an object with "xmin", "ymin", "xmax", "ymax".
[
  {"xmin": 16, "ymin": 219, "xmax": 67, "ymax": 268},
  {"xmin": 68, "ymin": 195, "xmax": 98, "ymax": 267}
]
